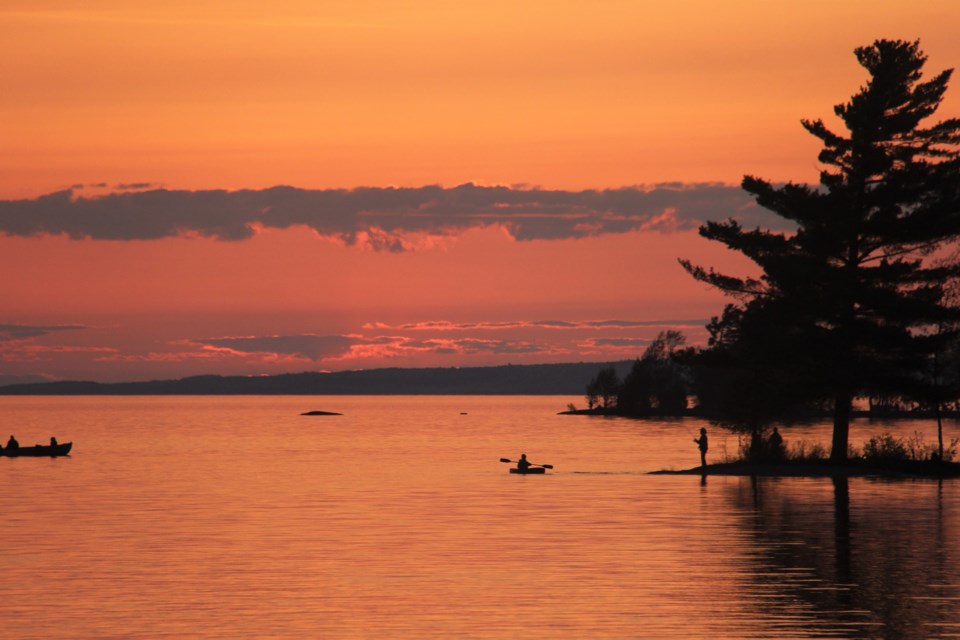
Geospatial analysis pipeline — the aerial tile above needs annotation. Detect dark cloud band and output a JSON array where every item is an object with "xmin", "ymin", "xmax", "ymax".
[{"xmin": 0, "ymin": 183, "xmax": 785, "ymax": 249}]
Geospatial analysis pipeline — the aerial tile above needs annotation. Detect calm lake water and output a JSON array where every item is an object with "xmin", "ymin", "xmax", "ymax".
[{"xmin": 2, "ymin": 396, "xmax": 959, "ymax": 639}]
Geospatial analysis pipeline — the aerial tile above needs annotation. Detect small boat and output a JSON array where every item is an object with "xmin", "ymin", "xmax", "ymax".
[
  {"xmin": 1, "ymin": 442, "xmax": 72, "ymax": 457},
  {"xmin": 509, "ymin": 467, "xmax": 545, "ymax": 474}
]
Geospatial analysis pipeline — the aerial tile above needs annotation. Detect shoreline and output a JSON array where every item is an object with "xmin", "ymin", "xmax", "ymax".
[
  {"xmin": 652, "ymin": 459, "xmax": 960, "ymax": 478},
  {"xmin": 560, "ymin": 408, "xmax": 960, "ymax": 420}
]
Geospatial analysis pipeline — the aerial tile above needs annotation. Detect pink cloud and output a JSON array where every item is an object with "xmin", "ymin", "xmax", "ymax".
[
  {"xmin": 94, "ymin": 350, "xmax": 234, "ymax": 363},
  {"xmin": 363, "ymin": 318, "xmax": 709, "ymax": 332},
  {"xmin": 0, "ymin": 343, "xmax": 117, "ymax": 363}
]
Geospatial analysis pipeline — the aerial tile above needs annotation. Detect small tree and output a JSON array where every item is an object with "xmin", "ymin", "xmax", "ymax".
[
  {"xmin": 690, "ymin": 304, "xmax": 820, "ymax": 459},
  {"xmin": 586, "ymin": 366, "xmax": 621, "ymax": 410},
  {"xmin": 681, "ymin": 40, "xmax": 960, "ymax": 461},
  {"xmin": 618, "ymin": 330, "xmax": 691, "ymax": 415},
  {"xmin": 585, "ymin": 378, "xmax": 600, "ymax": 410}
]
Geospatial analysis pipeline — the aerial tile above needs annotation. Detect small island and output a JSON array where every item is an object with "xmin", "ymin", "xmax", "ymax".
[{"xmin": 300, "ymin": 410, "xmax": 342, "ymax": 416}]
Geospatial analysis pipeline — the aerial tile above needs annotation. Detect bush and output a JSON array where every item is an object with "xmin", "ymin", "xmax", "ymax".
[
  {"xmin": 945, "ymin": 438, "xmax": 960, "ymax": 462},
  {"xmin": 921, "ymin": 435, "xmax": 960, "ymax": 462},
  {"xmin": 788, "ymin": 440, "xmax": 828, "ymax": 462},
  {"xmin": 862, "ymin": 433, "xmax": 909, "ymax": 462},
  {"xmin": 860, "ymin": 432, "xmax": 960, "ymax": 463},
  {"xmin": 905, "ymin": 431, "xmax": 936, "ymax": 462}
]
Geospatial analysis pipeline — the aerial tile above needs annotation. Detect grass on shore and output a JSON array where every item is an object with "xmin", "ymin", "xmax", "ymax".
[{"xmin": 656, "ymin": 431, "xmax": 960, "ymax": 478}]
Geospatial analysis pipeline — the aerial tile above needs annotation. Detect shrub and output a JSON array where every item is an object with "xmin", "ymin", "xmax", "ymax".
[
  {"xmin": 861, "ymin": 432, "xmax": 960, "ymax": 463},
  {"xmin": 945, "ymin": 438, "xmax": 960, "ymax": 462},
  {"xmin": 788, "ymin": 440, "xmax": 828, "ymax": 462},
  {"xmin": 905, "ymin": 431, "xmax": 937, "ymax": 462},
  {"xmin": 862, "ymin": 433, "xmax": 909, "ymax": 462}
]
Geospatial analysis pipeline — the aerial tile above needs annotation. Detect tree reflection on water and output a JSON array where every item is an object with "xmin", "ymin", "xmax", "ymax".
[{"xmin": 728, "ymin": 476, "xmax": 959, "ymax": 639}]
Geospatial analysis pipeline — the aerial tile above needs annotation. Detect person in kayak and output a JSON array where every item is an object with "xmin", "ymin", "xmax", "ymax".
[
  {"xmin": 693, "ymin": 428, "xmax": 708, "ymax": 466},
  {"xmin": 6, "ymin": 435, "xmax": 19, "ymax": 452},
  {"xmin": 517, "ymin": 454, "xmax": 531, "ymax": 472}
]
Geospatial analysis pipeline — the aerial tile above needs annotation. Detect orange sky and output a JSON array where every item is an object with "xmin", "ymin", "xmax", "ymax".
[{"xmin": 2, "ymin": 2, "xmax": 960, "ymax": 382}]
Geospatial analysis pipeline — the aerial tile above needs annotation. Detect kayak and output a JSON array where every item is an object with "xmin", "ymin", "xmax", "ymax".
[
  {"xmin": 509, "ymin": 467, "xmax": 545, "ymax": 474},
  {"xmin": 1, "ymin": 442, "xmax": 72, "ymax": 457}
]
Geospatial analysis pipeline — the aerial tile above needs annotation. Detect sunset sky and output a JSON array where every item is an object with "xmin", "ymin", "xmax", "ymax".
[{"xmin": 3, "ymin": 1, "xmax": 960, "ymax": 383}]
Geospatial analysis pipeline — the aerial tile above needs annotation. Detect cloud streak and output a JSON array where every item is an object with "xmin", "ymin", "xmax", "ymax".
[
  {"xmin": 195, "ymin": 335, "xmax": 356, "ymax": 361},
  {"xmin": 0, "ymin": 324, "xmax": 85, "ymax": 341},
  {"xmin": 186, "ymin": 333, "xmax": 559, "ymax": 363},
  {"xmin": 181, "ymin": 317, "xmax": 710, "ymax": 366},
  {"xmin": 363, "ymin": 319, "xmax": 709, "ymax": 331},
  {"xmin": 0, "ymin": 183, "xmax": 787, "ymax": 249},
  {"xmin": 0, "ymin": 316, "xmax": 712, "ymax": 381}
]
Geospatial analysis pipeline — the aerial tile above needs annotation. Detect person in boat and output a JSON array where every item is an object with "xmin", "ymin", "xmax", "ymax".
[
  {"xmin": 517, "ymin": 453, "xmax": 531, "ymax": 472},
  {"xmin": 693, "ymin": 428, "xmax": 708, "ymax": 466},
  {"xmin": 768, "ymin": 427, "xmax": 784, "ymax": 459},
  {"xmin": 6, "ymin": 435, "xmax": 19, "ymax": 452},
  {"xmin": 50, "ymin": 437, "xmax": 58, "ymax": 447}
]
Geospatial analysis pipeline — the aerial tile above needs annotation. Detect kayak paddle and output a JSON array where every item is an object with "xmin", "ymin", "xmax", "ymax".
[{"xmin": 499, "ymin": 457, "xmax": 554, "ymax": 469}]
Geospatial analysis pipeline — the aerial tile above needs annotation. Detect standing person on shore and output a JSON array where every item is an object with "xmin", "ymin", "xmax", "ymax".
[{"xmin": 694, "ymin": 428, "xmax": 708, "ymax": 467}]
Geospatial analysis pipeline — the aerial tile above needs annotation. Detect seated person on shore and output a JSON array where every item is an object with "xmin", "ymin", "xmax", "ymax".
[
  {"xmin": 768, "ymin": 427, "xmax": 784, "ymax": 459},
  {"xmin": 517, "ymin": 453, "xmax": 531, "ymax": 472},
  {"xmin": 6, "ymin": 435, "xmax": 19, "ymax": 451}
]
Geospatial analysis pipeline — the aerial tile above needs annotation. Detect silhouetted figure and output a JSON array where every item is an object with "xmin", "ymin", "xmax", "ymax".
[
  {"xmin": 694, "ymin": 428, "xmax": 708, "ymax": 466},
  {"xmin": 517, "ymin": 453, "xmax": 531, "ymax": 472},
  {"xmin": 768, "ymin": 427, "xmax": 784, "ymax": 459},
  {"xmin": 6, "ymin": 435, "xmax": 19, "ymax": 452},
  {"xmin": 50, "ymin": 437, "xmax": 58, "ymax": 447}
]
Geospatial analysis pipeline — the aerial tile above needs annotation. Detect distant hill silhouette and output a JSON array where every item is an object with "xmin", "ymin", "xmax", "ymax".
[{"xmin": 0, "ymin": 361, "xmax": 635, "ymax": 395}]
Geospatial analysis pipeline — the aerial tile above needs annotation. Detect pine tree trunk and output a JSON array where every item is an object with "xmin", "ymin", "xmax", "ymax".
[{"xmin": 831, "ymin": 389, "xmax": 852, "ymax": 462}]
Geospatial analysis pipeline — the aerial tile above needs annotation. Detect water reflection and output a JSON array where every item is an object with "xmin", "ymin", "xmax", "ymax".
[
  {"xmin": 2, "ymin": 398, "xmax": 958, "ymax": 639},
  {"xmin": 729, "ymin": 476, "xmax": 960, "ymax": 639}
]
